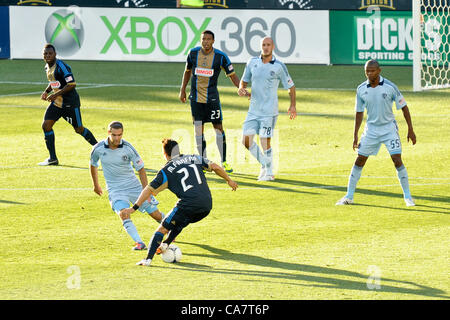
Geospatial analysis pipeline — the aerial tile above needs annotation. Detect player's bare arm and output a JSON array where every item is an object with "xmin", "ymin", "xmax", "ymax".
[
  {"xmin": 229, "ymin": 73, "xmax": 241, "ymax": 88},
  {"xmin": 353, "ymin": 111, "xmax": 364, "ymax": 150},
  {"xmin": 41, "ymin": 84, "xmax": 52, "ymax": 100},
  {"xmin": 401, "ymin": 106, "xmax": 416, "ymax": 145},
  {"xmin": 47, "ymin": 83, "xmax": 76, "ymax": 102},
  {"xmin": 179, "ymin": 69, "xmax": 192, "ymax": 103},
  {"xmin": 288, "ymin": 86, "xmax": 297, "ymax": 120},
  {"xmin": 238, "ymin": 80, "xmax": 250, "ymax": 98},
  {"xmin": 122, "ymin": 185, "xmax": 156, "ymax": 215},
  {"xmin": 90, "ymin": 165, "xmax": 103, "ymax": 196},
  {"xmin": 210, "ymin": 163, "xmax": 238, "ymax": 191}
]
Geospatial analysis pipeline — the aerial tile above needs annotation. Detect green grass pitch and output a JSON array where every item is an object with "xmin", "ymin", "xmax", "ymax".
[{"xmin": 0, "ymin": 59, "xmax": 449, "ymax": 300}]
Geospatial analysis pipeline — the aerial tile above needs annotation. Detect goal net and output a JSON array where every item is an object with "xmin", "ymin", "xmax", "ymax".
[{"xmin": 413, "ymin": 0, "xmax": 450, "ymax": 91}]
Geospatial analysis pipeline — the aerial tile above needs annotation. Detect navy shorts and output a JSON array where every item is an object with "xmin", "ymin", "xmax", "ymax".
[
  {"xmin": 190, "ymin": 100, "xmax": 223, "ymax": 124},
  {"xmin": 44, "ymin": 102, "xmax": 83, "ymax": 129},
  {"xmin": 162, "ymin": 206, "xmax": 210, "ymax": 231}
]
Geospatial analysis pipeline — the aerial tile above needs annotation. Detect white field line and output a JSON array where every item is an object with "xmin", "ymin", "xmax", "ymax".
[
  {"xmin": 0, "ymin": 182, "xmax": 449, "ymax": 192},
  {"xmin": 0, "ymin": 84, "xmax": 115, "ymax": 98}
]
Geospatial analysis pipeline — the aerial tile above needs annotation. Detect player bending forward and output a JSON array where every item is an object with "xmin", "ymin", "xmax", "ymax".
[{"xmin": 121, "ymin": 138, "xmax": 238, "ymax": 266}]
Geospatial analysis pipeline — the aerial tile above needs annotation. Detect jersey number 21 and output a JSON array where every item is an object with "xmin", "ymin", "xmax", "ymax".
[{"xmin": 177, "ymin": 164, "xmax": 202, "ymax": 192}]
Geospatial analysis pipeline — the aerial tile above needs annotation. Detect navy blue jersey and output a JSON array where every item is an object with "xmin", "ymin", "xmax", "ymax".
[
  {"xmin": 150, "ymin": 154, "xmax": 212, "ymax": 212},
  {"xmin": 186, "ymin": 47, "xmax": 235, "ymax": 104},
  {"xmin": 45, "ymin": 59, "xmax": 80, "ymax": 108}
]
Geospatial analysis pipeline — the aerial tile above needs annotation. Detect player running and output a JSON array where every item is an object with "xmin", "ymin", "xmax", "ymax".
[
  {"xmin": 90, "ymin": 121, "xmax": 165, "ymax": 251},
  {"xmin": 179, "ymin": 30, "xmax": 241, "ymax": 174},
  {"xmin": 336, "ymin": 59, "xmax": 417, "ymax": 207},
  {"xmin": 121, "ymin": 138, "xmax": 238, "ymax": 266},
  {"xmin": 39, "ymin": 43, "xmax": 97, "ymax": 166},
  {"xmin": 238, "ymin": 36, "xmax": 297, "ymax": 181}
]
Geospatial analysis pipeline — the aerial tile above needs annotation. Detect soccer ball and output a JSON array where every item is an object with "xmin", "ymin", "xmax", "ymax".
[{"xmin": 161, "ymin": 244, "xmax": 182, "ymax": 263}]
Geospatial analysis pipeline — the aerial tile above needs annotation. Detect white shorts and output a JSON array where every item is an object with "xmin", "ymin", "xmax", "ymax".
[
  {"xmin": 109, "ymin": 187, "xmax": 159, "ymax": 214},
  {"xmin": 358, "ymin": 121, "xmax": 402, "ymax": 157},
  {"xmin": 242, "ymin": 114, "xmax": 278, "ymax": 138}
]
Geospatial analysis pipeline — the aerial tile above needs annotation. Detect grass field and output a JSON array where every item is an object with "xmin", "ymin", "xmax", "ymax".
[{"xmin": 0, "ymin": 59, "xmax": 449, "ymax": 300}]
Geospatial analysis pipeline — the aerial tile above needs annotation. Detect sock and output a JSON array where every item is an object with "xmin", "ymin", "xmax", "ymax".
[
  {"xmin": 79, "ymin": 127, "xmax": 98, "ymax": 146},
  {"xmin": 264, "ymin": 148, "xmax": 273, "ymax": 175},
  {"xmin": 44, "ymin": 130, "xmax": 57, "ymax": 160},
  {"xmin": 122, "ymin": 219, "xmax": 142, "ymax": 243},
  {"xmin": 164, "ymin": 226, "xmax": 183, "ymax": 246},
  {"xmin": 216, "ymin": 131, "xmax": 227, "ymax": 163},
  {"xmin": 195, "ymin": 134, "xmax": 207, "ymax": 158},
  {"xmin": 396, "ymin": 164, "xmax": 412, "ymax": 199},
  {"xmin": 146, "ymin": 231, "xmax": 164, "ymax": 260},
  {"xmin": 248, "ymin": 143, "xmax": 267, "ymax": 166},
  {"xmin": 346, "ymin": 164, "xmax": 363, "ymax": 200}
]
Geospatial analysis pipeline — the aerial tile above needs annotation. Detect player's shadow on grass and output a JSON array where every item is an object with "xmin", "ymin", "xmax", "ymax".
[
  {"xmin": 171, "ymin": 242, "xmax": 449, "ymax": 299},
  {"xmin": 225, "ymin": 173, "xmax": 450, "ymax": 209},
  {"xmin": 0, "ymin": 199, "xmax": 25, "ymax": 205}
]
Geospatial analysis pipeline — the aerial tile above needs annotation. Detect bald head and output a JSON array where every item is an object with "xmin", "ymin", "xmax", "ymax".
[
  {"xmin": 260, "ymin": 36, "xmax": 274, "ymax": 59},
  {"xmin": 365, "ymin": 59, "xmax": 380, "ymax": 69}
]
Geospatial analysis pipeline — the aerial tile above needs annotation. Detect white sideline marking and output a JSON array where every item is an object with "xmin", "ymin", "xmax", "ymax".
[{"xmin": 0, "ymin": 84, "xmax": 114, "ymax": 98}]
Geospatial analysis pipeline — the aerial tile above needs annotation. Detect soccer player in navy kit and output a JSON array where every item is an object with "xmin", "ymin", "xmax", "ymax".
[
  {"xmin": 122, "ymin": 139, "xmax": 238, "ymax": 267},
  {"xmin": 336, "ymin": 60, "xmax": 417, "ymax": 207},
  {"xmin": 179, "ymin": 30, "xmax": 241, "ymax": 174},
  {"xmin": 39, "ymin": 43, "xmax": 97, "ymax": 166}
]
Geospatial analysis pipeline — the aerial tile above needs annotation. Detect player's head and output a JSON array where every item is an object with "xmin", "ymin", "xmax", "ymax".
[
  {"xmin": 201, "ymin": 30, "xmax": 215, "ymax": 51},
  {"xmin": 43, "ymin": 43, "xmax": 57, "ymax": 65},
  {"xmin": 107, "ymin": 121, "xmax": 123, "ymax": 147},
  {"xmin": 260, "ymin": 36, "xmax": 274, "ymax": 58},
  {"xmin": 364, "ymin": 59, "xmax": 381, "ymax": 83},
  {"xmin": 162, "ymin": 138, "xmax": 180, "ymax": 160}
]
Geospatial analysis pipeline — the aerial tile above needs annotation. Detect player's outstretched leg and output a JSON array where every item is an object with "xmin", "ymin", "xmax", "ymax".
[
  {"xmin": 75, "ymin": 126, "xmax": 98, "ymax": 146},
  {"xmin": 392, "ymin": 155, "xmax": 414, "ymax": 206},
  {"xmin": 136, "ymin": 231, "xmax": 165, "ymax": 266}
]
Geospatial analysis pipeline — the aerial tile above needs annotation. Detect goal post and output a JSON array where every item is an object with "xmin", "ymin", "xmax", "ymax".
[{"xmin": 412, "ymin": 0, "xmax": 450, "ymax": 91}]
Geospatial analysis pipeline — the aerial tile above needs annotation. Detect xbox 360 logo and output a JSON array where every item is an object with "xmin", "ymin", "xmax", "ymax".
[{"xmin": 45, "ymin": 9, "xmax": 84, "ymax": 56}]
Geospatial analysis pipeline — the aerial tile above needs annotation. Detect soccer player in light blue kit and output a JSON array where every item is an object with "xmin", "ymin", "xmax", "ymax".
[
  {"xmin": 90, "ymin": 121, "xmax": 165, "ymax": 250},
  {"xmin": 336, "ymin": 60, "xmax": 417, "ymax": 207},
  {"xmin": 238, "ymin": 36, "xmax": 297, "ymax": 181}
]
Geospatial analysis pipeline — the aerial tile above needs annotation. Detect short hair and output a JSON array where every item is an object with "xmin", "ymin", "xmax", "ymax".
[
  {"xmin": 365, "ymin": 59, "xmax": 380, "ymax": 69},
  {"xmin": 108, "ymin": 121, "xmax": 123, "ymax": 131},
  {"xmin": 44, "ymin": 43, "xmax": 56, "ymax": 52},
  {"xmin": 201, "ymin": 30, "xmax": 214, "ymax": 40},
  {"xmin": 162, "ymin": 138, "xmax": 180, "ymax": 157}
]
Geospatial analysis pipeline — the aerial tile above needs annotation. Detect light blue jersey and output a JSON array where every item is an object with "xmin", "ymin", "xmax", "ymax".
[
  {"xmin": 355, "ymin": 76, "xmax": 407, "ymax": 129},
  {"xmin": 90, "ymin": 138, "xmax": 144, "ymax": 193},
  {"xmin": 242, "ymin": 55, "xmax": 294, "ymax": 117}
]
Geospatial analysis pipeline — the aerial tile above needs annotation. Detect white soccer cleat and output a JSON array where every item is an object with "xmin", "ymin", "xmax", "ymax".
[
  {"xmin": 335, "ymin": 197, "xmax": 354, "ymax": 205},
  {"xmin": 136, "ymin": 259, "xmax": 152, "ymax": 267},
  {"xmin": 38, "ymin": 158, "xmax": 59, "ymax": 166},
  {"xmin": 257, "ymin": 167, "xmax": 266, "ymax": 180},
  {"xmin": 404, "ymin": 198, "xmax": 415, "ymax": 207},
  {"xmin": 258, "ymin": 174, "xmax": 275, "ymax": 181}
]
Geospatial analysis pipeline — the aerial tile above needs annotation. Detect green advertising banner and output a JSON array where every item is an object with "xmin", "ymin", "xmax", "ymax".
[{"xmin": 330, "ymin": 10, "xmax": 413, "ymax": 65}]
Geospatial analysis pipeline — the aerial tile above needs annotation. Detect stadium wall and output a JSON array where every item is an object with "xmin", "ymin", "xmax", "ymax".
[{"xmin": 8, "ymin": 6, "xmax": 330, "ymax": 64}]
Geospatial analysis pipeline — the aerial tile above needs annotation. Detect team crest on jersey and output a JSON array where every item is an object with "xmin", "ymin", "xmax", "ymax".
[
  {"xmin": 122, "ymin": 155, "xmax": 129, "ymax": 162},
  {"xmin": 382, "ymin": 93, "xmax": 388, "ymax": 99},
  {"xmin": 195, "ymin": 67, "xmax": 214, "ymax": 77},
  {"xmin": 270, "ymin": 71, "xmax": 275, "ymax": 77}
]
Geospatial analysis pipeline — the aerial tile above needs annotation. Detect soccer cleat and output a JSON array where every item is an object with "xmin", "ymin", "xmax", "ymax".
[
  {"xmin": 258, "ymin": 174, "xmax": 275, "ymax": 181},
  {"xmin": 38, "ymin": 158, "xmax": 59, "ymax": 166},
  {"xmin": 257, "ymin": 167, "xmax": 266, "ymax": 180},
  {"xmin": 222, "ymin": 161, "xmax": 233, "ymax": 174},
  {"xmin": 156, "ymin": 243, "xmax": 168, "ymax": 255},
  {"xmin": 335, "ymin": 197, "xmax": 354, "ymax": 205},
  {"xmin": 404, "ymin": 198, "xmax": 415, "ymax": 207},
  {"xmin": 132, "ymin": 242, "xmax": 147, "ymax": 251},
  {"xmin": 136, "ymin": 259, "xmax": 152, "ymax": 267}
]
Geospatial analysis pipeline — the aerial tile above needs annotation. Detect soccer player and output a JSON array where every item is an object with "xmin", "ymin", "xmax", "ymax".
[
  {"xmin": 179, "ymin": 30, "xmax": 241, "ymax": 174},
  {"xmin": 238, "ymin": 36, "xmax": 297, "ymax": 181},
  {"xmin": 90, "ymin": 121, "xmax": 165, "ymax": 250},
  {"xmin": 336, "ymin": 59, "xmax": 417, "ymax": 207},
  {"xmin": 39, "ymin": 43, "xmax": 97, "ymax": 166},
  {"xmin": 121, "ymin": 138, "xmax": 238, "ymax": 266}
]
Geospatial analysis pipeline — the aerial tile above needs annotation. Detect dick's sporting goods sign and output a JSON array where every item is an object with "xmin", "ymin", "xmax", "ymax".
[
  {"xmin": 330, "ymin": 11, "xmax": 414, "ymax": 65},
  {"xmin": 9, "ymin": 6, "xmax": 329, "ymax": 64}
]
